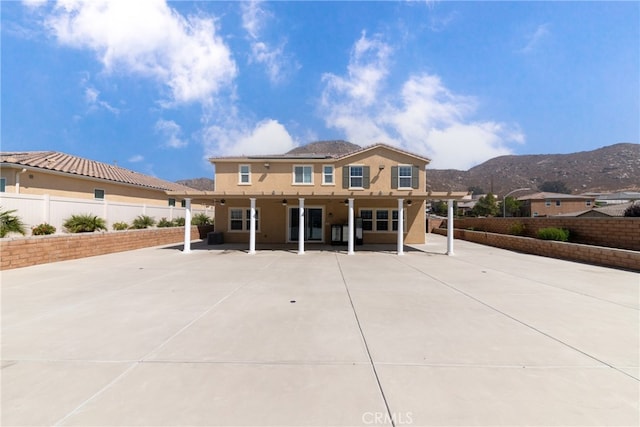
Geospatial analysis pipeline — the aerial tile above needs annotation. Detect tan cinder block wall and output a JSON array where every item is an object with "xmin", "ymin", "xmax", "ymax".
[
  {"xmin": 448, "ymin": 217, "xmax": 640, "ymax": 251},
  {"xmin": 432, "ymin": 228, "xmax": 640, "ymax": 272},
  {"xmin": 0, "ymin": 226, "xmax": 207, "ymax": 270}
]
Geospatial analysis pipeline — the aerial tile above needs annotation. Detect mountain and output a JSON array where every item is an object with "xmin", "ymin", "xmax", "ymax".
[
  {"xmin": 426, "ymin": 143, "xmax": 640, "ymax": 195},
  {"xmin": 176, "ymin": 177, "xmax": 215, "ymax": 191}
]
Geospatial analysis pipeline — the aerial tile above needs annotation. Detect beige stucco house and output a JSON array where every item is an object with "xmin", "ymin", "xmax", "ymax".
[
  {"xmin": 0, "ymin": 151, "xmax": 196, "ymax": 206},
  {"xmin": 169, "ymin": 141, "xmax": 467, "ymax": 255},
  {"xmin": 518, "ymin": 192, "xmax": 596, "ymax": 217}
]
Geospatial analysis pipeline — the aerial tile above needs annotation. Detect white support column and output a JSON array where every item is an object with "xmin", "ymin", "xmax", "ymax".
[
  {"xmin": 298, "ymin": 198, "xmax": 305, "ymax": 255},
  {"xmin": 347, "ymin": 198, "xmax": 355, "ymax": 255},
  {"xmin": 447, "ymin": 199, "xmax": 454, "ymax": 256},
  {"xmin": 183, "ymin": 198, "xmax": 192, "ymax": 253},
  {"xmin": 249, "ymin": 198, "xmax": 256, "ymax": 254},
  {"xmin": 397, "ymin": 198, "xmax": 404, "ymax": 256}
]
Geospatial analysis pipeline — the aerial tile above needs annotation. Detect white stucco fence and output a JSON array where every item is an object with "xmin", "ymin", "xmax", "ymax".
[{"xmin": 0, "ymin": 193, "xmax": 212, "ymax": 235}]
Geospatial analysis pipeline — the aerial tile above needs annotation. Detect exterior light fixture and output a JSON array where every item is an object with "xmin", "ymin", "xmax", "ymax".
[
  {"xmin": 264, "ymin": 162, "xmax": 270, "ymax": 168},
  {"xmin": 379, "ymin": 164, "xmax": 385, "ymax": 170},
  {"xmin": 344, "ymin": 199, "xmax": 349, "ymax": 205},
  {"xmin": 282, "ymin": 199, "xmax": 287, "ymax": 206},
  {"xmin": 407, "ymin": 200, "xmax": 412, "ymax": 206},
  {"xmin": 220, "ymin": 199, "xmax": 226, "ymax": 206}
]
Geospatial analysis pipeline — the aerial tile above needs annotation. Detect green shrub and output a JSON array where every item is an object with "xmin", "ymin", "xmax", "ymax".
[
  {"xmin": 131, "ymin": 215, "xmax": 156, "ymax": 229},
  {"xmin": 0, "ymin": 207, "xmax": 26, "ymax": 237},
  {"xmin": 508, "ymin": 222, "xmax": 526, "ymax": 236},
  {"xmin": 157, "ymin": 217, "xmax": 174, "ymax": 228},
  {"xmin": 173, "ymin": 217, "xmax": 186, "ymax": 226},
  {"xmin": 112, "ymin": 221, "xmax": 129, "ymax": 231},
  {"xmin": 624, "ymin": 203, "xmax": 640, "ymax": 217},
  {"xmin": 63, "ymin": 214, "xmax": 107, "ymax": 233},
  {"xmin": 192, "ymin": 213, "xmax": 213, "ymax": 226},
  {"xmin": 537, "ymin": 227, "xmax": 570, "ymax": 242},
  {"xmin": 31, "ymin": 223, "xmax": 56, "ymax": 235}
]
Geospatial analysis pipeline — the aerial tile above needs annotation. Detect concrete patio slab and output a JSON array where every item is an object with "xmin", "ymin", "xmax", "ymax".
[{"xmin": 1, "ymin": 233, "xmax": 638, "ymax": 426}]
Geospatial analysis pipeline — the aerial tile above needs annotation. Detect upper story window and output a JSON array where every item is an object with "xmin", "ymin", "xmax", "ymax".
[
  {"xmin": 94, "ymin": 189, "xmax": 105, "ymax": 200},
  {"xmin": 545, "ymin": 200, "xmax": 551, "ymax": 207},
  {"xmin": 555, "ymin": 200, "xmax": 561, "ymax": 206},
  {"xmin": 239, "ymin": 164, "xmax": 251, "ymax": 184},
  {"xmin": 350, "ymin": 166, "xmax": 363, "ymax": 188},
  {"xmin": 342, "ymin": 165, "xmax": 370, "ymax": 189},
  {"xmin": 322, "ymin": 165, "xmax": 334, "ymax": 185},
  {"xmin": 391, "ymin": 165, "xmax": 419, "ymax": 189},
  {"xmin": 293, "ymin": 165, "xmax": 313, "ymax": 184},
  {"xmin": 398, "ymin": 166, "xmax": 413, "ymax": 188},
  {"xmin": 586, "ymin": 200, "xmax": 592, "ymax": 207}
]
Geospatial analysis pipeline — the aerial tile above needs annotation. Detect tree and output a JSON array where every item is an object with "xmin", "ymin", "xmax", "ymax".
[
  {"xmin": 539, "ymin": 181, "xmax": 571, "ymax": 194},
  {"xmin": 498, "ymin": 196, "xmax": 522, "ymax": 217},
  {"xmin": 472, "ymin": 193, "xmax": 499, "ymax": 217},
  {"xmin": 623, "ymin": 202, "xmax": 640, "ymax": 217},
  {"xmin": 468, "ymin": 186, "xmax": 485, "ymax": 196}
]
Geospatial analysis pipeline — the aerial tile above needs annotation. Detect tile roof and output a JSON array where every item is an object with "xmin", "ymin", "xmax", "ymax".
[
  {"xmin": 517, "ymin": 192, "xmax": 596, "ymax": 201},
  {"xmin": 1, "ymin": 151, "xmax": 193, "ymax": 192}
]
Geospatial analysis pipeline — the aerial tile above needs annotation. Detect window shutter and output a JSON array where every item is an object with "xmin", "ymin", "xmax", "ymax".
[
  {"xmin": 412, "ymin": 165, "xmax": 420, "ymax": 189},
  {"xmin": 391, "ymin": 166, "xmax": 398, "ymax": 189},
  {"xmin": 342, "ymin": 166, "xmax": 349, "ymax": 189},
  {"xmin": 363, "ymin": 166, "xmax": 370, "ymax": 188}
]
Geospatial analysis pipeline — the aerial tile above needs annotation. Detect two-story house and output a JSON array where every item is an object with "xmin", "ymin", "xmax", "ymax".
[{"xmin": 170, "ymin": 140, "xmax": 462, "ymax": 254}]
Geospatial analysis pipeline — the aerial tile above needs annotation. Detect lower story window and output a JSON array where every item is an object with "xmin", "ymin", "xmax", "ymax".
[
  {"xmin": 229, "ymin": 208, "xmax": 260, "ymax": 232},
  {"xmin": 360, "ymin": 208, "xmax": 405, "ymax": 232}
]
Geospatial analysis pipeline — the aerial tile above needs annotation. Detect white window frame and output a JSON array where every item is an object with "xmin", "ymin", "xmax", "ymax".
[
  {"xmin": 398, "ymin": 165, "xmax": 413, "ymax": 189},
  {"xmin": 293, "ymin": 165, "xmax": 313, "ymax": 185},
  {"xmin": 359, "ymin": 208, "xmax": 405, "ymax": 233},
  {"xmin": 555, "ymin": 200, "xmax": 561, "ymax": 207},
  {"xmin": 94, "ymin": 188, "xmax": 105, "ymax": 200},
  {"xmin": 586, "ymin": 200, "xmax": 592, "ymax": 207},
  {"xmin": 545, "ymin": 200, "xmax": 551, "ymax": 207},
  {"xmin": 228, "ymin": 207, "xmax": 260, "ymax": 232},
  {"xmin": 238, "ymin": 164, "xmax": 251, "ymax": 185},
  {"xmin": 322, "ymin": 165, "xmax": 334, "ymax": 185},
  {"xmin": 349, "ymin": 165, "xmax": 364, "ymax": 189}
]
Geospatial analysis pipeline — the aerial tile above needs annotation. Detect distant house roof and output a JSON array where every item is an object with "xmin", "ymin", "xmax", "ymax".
[
  {"xmin": 0, "ymin": 151, "xmax": 193, "ymax": 192},
  {"xmin": 575, "ymin": 201, "xmax": 639, "ymax": 217},
  {"xmin": 517, "ymin": 192, "xmax": 596, "ymax": 201},
  {"xmin": 211, "ymin": 141, "xmax": 431, "ymax": 163}
]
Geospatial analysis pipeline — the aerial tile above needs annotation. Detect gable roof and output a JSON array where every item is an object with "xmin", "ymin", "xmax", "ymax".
[
  {"xmin": 211, "ymin": 141, "xmax": 431, "ymax": 164},
  {"xmin": 0, "ymin": 151, "xmax": 193, "ymax": 192}
]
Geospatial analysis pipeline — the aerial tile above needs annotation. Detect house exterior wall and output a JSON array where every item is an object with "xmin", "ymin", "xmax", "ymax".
[
  {"xmin": 524, "ymin": 198, "xmax": 594, "ymax": 217},
  {"xmin": 1, "ymin": 166, "xmax": 210, "ymax": 213},
  {"xmin": 211, "ymin": 145, "xmax": 429, "ymax": 245}
]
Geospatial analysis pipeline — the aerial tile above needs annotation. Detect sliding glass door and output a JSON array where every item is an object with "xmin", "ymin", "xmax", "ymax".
[{"xmin": 289, "ymin": 207, "xmax": 323, "ymax": 242}]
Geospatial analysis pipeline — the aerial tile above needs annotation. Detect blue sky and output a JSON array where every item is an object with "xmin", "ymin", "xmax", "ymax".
[{"xmin": 2, "ymin": 1, "xmax": 638, "ymax": 181}]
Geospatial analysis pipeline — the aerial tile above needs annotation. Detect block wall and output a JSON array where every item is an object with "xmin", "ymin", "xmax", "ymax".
[
  {"xmin": 447, "ymin": 217, "xmax": 640, "ymax": 251},
  {"xmin": 432, "ymin": 228, "xmax": 639, "ymax": 272},
  {"xmin": 0, "ymin": 226, "xmax": 214, "ymax": 270}
]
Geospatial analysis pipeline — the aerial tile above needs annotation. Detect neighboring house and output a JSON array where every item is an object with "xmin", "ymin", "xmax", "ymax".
[
  {"xmin": 168, "ymin": 140, "xmax": 468, "ymax": 253},
  {"xmin": 0, "ymin": 151, "xmax": 194, "ymax": 205},
  {"xmin": 518, "ymin": 192, "xmax": 596, "ymax": 217},
  {"xmin": 576, "ymin": 201, "xmax": 639, "ymax": 217},
  {"xmin": 583, "ymin": 191, "xmax": 640, "ymax": 205}
]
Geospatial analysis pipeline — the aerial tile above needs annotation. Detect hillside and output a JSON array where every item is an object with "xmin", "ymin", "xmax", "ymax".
[
  {"xmin": 426, "ymin": 143, "xmax": 639, "ymax": 195},
  {"xmin": 176, "ymin": 177, "xmax": 215, "ymax": 191}
]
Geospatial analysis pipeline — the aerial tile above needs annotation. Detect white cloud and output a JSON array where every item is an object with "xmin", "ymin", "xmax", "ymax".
[
  {"xmin": 155, "ymin": 119, "xmax": 187, "ymax": 149},
  {"xmin": 203, "ymin": 119, "xmax": 295, "ymax": 157},
  {"xmin": 320, "ymin": 33, "xmax": 524, "ymax": 170},
  {"xmin": 128, "ymin": 154, "xmax": 144, "ymax": 163},
  {"xmin": 241, "ymin": 0, "xmax": 297, "ymax": 84},
  {"xmin": 84, "ymin": 86, "xmax": 119, "ymax": 114},
  {"xmin": 519, "ymin": 23, "xmax": 551, "ymax": 54},
  {"xmin": 37, "ymin": 0, "xmax": 236, "ymax": 105}
]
